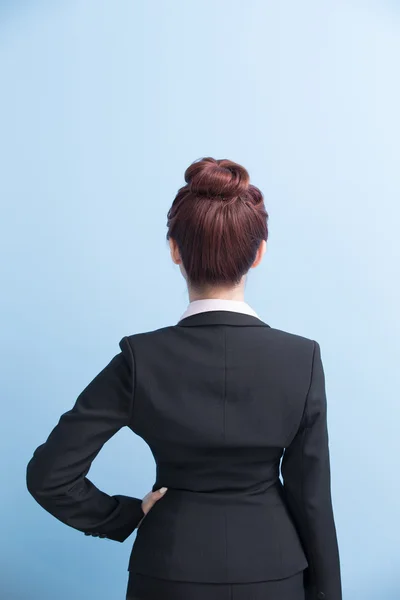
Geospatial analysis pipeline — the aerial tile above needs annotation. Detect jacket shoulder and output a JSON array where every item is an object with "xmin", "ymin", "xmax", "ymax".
[
  {"xmin": 266, "ymin": 325, "xmax": 316, "ymax": 350},
  {"xmin": 123, "ymin": 325, "xmax": 177, "ymax": 343}
]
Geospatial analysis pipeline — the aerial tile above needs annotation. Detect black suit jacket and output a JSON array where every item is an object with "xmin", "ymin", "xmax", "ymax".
[{"xmin": 26, "ymin": 310, "xmax": 341, "ymax": 600}]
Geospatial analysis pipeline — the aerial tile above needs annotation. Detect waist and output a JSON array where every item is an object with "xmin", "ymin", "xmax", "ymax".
[
  {"xmin": 151, "ymin": 479, "xmax": 285, "ymax": 506},
  {"xmin": 153, "ymin": 461, "xmax": 281, "ymax": 496}
]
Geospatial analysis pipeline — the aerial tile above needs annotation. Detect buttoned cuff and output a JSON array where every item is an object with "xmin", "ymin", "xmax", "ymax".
[{"xmin": 83, "ymin": 495, "xmax": 145, "ymax": 542}]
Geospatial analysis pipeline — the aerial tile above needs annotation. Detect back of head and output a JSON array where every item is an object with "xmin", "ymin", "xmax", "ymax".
[{"xmin": 166, "ymin": 157, "xmax": 269, "ymax": 287}]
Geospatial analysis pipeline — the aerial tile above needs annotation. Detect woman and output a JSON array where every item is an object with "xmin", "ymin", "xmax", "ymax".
[{"xmin": 26, "ymin": 157, "xmax": 342, "ymax": 600}]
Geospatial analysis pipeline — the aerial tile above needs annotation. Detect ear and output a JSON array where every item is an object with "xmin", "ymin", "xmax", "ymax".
[
  {"xmin": 169, "ymin": 237, "xmax": 182, "ymax": 265},
  {"xmin": 251, "ymin": 240, "xmax": 267, "ymax": 269}
]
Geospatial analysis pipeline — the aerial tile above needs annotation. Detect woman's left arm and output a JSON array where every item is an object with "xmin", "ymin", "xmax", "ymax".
[{"xmin": 26, "ymin": 336, "xmax": 144, "ymax": 543}]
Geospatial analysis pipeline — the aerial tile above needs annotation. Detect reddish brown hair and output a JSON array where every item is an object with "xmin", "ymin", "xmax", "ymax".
[{"xmin": 166, "ymin": 157, "xmax": 269, "ymax": 287}]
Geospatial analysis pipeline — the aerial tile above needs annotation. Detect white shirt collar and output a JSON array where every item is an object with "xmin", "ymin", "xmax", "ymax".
[{"xmin": 179, "ymin": 298, "xmax": 259, "ymax": 321}]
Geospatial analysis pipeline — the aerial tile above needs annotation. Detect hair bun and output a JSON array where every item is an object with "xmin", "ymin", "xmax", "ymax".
[{"xmin": 184, "ymin": 157, "xmax": 250, "ymax": 199}]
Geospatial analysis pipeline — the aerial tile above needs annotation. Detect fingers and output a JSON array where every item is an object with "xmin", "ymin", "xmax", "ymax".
[
  {"xmin": 144, "ymin": 487, "xmax": 167, "ymax": 502},
  {"xmin": 147, "ymin": 487, "xmax": 168, "ymax": 503},
  {"xmin": 141, "ymin": 487, "xmax": 168, "ymax": 517},
  {"xmin": 149, "ymin": 487, "xmax": 168, "ymax": 504}
]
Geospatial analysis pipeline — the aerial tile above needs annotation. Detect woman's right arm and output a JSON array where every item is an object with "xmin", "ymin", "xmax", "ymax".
[{"xmin": 281, "ymin": 341, "xmax": 342, "ymax": 600}]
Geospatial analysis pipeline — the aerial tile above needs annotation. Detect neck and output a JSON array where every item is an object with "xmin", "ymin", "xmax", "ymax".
[{"xmin": 187, "ymin": 279, "xmax": 247, "ymax": 303}]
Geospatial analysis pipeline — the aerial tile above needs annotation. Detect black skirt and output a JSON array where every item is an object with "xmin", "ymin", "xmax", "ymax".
[{"xmin": 126, "ymin": 570, "xmax": 305, "ymax": 600}]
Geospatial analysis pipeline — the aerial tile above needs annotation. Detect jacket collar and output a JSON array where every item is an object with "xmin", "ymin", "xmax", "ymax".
[{"xmin": 177, "ymin": 310, "xmax": 270, "ymax": 328}]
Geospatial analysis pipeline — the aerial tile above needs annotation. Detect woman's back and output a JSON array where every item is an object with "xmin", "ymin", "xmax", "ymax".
[
  {"xmin": 127, "ymin": 308, "xmax": 314, "ymax": 583},
  {"xmin": 131, "ymin": 310, "xmax": 310, "ymax": 493}
]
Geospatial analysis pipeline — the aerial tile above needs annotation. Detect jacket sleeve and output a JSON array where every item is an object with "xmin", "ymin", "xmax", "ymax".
[
  {"xmin": 26, "ymin": 336, "xmax": 144, "ymax": 543},
  {"xmin": 281, "ymin": 341, "xmax": 342, "ymax": 600}
]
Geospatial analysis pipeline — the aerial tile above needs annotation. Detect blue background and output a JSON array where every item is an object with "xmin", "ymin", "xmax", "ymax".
[{"xmin": 1, "ymin": 1, "xmax": 399, "ymax": 598}]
